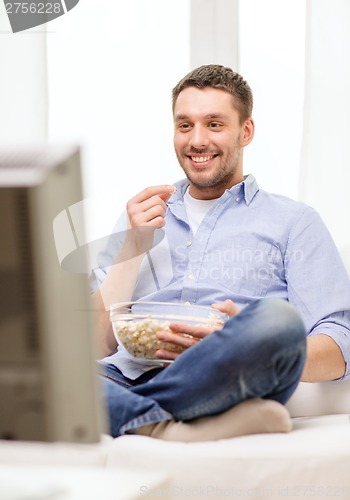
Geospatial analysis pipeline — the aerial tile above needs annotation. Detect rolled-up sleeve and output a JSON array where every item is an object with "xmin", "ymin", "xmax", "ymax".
[
  {"xmin": 285, "ymin": 206, "xmax": 350, "ymax": 380},
  {"xmin": 310, "ymin": 313, "xmax": 350, "ymax": 380}
]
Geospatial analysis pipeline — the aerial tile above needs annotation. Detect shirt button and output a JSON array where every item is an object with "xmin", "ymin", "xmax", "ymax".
[
  {"xmin": 235, "ymin": 197, "xmax": 240, "ymax": 202},
  {"xmin": 184, "ymin": 301, "xmax": 191, "ymax": 306},
  {"xmin": 188, "ymin": 273, "xmax": 194, "ymax": 280},
  {"xmin": 186, "ymin": 240, "xmax": 192, "ymax": 247}
]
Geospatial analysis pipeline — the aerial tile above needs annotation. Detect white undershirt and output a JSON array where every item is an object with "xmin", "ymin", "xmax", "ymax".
[{"xmin": 183, "ymin": 187, "xmax": 219, "ymax": 235}]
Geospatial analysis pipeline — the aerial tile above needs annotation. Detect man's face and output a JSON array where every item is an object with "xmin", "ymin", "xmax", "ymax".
[{"xmin": 173, "ymin": 87, "xmax": 253, "ymax": 199}]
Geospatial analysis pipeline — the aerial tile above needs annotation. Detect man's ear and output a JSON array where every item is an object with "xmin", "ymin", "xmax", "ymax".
[{"xmin": 241, "ymin": 118, "xmax": 255, "ymax": 147}]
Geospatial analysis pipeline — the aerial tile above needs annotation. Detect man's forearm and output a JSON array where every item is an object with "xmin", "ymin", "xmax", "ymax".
[
  {"xmin": 301, "ymin": 334, "xmax": 346, "ymax": 382},
  {"xmin": 91, "ymin": 290, "xmax": 117, "ymax": 358},
  {"xmin": 92, "ymin": 251, "xmax": 146, "ymax": 357}
]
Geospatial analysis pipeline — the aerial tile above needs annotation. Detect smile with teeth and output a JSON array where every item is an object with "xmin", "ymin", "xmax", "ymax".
[{"xmin": 190, "ymin": 155, "xmax": 216, "ymax": 163}]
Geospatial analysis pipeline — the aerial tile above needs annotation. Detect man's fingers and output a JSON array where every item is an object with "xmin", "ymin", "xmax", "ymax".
[
  {"xmin": 130, "ymin": 204, "xmax": 167, "ymax": 227},
  {"xmin": 127, "ymin": 185, "xmax": 176, "ymax": 229},
  {"xmin": 155, "ymin": 320, "xmax": 215, "ymax": 360},
  {"xmin": 211, "ymin": 299, "xmax": 240, "ymax": 318},
  {"xmin": 157, "ymin": 329, "xmax": 199, "ymax": 348},
  {"xmin": 131, "ymin": 185, "xmax": 176, "ymax": 204},
  {"xmin": 168, "ymin": 322, "xmax": 216, "ymax": 339},
  {"xmin": 155, "ymin": 349, "xmax": 180, "ymax": 361}
]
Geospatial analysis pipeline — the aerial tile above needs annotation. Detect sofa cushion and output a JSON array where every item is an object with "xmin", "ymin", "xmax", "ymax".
[
  {"xmin": 106, "ymin": 415, "xmax": 350, "ymax": 498},
  {"xmin": 286, "ymin": 379, "xmax": 350, "ymax": 417}
]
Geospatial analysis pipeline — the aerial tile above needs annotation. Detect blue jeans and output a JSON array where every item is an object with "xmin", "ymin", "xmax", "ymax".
[{"xmin": 98, "ymin": 298, "xmax": 306, "ymax": 437}]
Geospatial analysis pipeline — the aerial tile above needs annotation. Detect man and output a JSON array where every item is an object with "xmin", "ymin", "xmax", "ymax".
[{"xmin": 91, "ymin": 65, "xmax": 350, "ymax": 441}]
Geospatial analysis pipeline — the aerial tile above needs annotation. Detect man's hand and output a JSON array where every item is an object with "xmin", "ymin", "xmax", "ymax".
[
  {"xmin": 124, "ymin": 185, "xmax": 176, "ymax": 256},
  {"xmin": 156, "ymin": 322, "xmax": 215, "ymax": 361},
  {"xmin": 155, "ymin": 299, "xmax": 239, "ymax": 361},
  {"xmin": 211, "ymin": 299, "xmax": 240, "ymax": 318}
]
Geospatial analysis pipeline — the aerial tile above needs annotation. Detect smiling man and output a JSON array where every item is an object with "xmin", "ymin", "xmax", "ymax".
[
  {"xmin": 91, "ymin": 65, "xmax": 350, "ymax": 441},
  {"xmin": 173, "ymin": 85, "xmax": 253, "ymax": 199}
]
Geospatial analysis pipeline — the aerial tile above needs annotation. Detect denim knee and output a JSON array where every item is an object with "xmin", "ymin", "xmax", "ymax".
[
  {"xmin": 252, "ymin": 297, "xmax": 306, "ymax": 346},
  {"xmin": 219, "ymin": 297, "xmax": 306, "ymax": 359}
]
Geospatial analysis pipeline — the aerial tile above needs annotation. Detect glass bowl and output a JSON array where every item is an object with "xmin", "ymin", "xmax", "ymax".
[{"xmin": 110, "ymin": 301, "xmax": 228, "ymax": 364}]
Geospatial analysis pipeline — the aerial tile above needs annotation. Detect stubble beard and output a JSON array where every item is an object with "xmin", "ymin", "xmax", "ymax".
[{"xmin": 176, "ymin": 144, "xmax": 242, "ymax": 191}]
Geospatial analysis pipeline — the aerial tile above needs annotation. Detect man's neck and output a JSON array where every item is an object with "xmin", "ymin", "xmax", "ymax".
[{"xmin": 188, "ymin": 176, "xmax": 244, "ymax": 200}]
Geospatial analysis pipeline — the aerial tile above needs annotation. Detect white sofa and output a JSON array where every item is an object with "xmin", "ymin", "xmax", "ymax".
[
  {"xmin": 104, "ymin": 249, "xmax": 350, "ymax": 498},
  {"xmin": 1, "ymin": 380, "xmax": 350, "ymax": 499},
  {"xmin": 2, "ymin": 252, "xmax": 350, "ymax": 498},
  {"xmin": 105, "ymin": 380, "xmax": 350, "ymax": 498}
]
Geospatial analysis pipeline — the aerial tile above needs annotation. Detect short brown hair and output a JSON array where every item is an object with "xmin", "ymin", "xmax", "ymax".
[{"xmin": 172, "ymin": 64, "xmax": 253, "ymax": 124}]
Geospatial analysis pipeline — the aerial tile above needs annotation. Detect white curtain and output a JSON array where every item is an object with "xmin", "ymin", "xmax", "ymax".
[
  {"xmin": 1, "ymin": 1, "xmax": 349, "ymax": 260},
  {"xmin": 205, "ymin": 0, "xmax": 350, "ymax": 259},
  {"xmin": 0, "ymin": 7, "xmax": 47, "ymax": 145},
  {"xmin": 299, "ymin": 0, "xmax": 350, "ymax": 255},
  {"xmin": 237, "ymin": 0, "xmax": 306, "ymax": 201},
  {"xmin": 190, "ymin": 0, "xmax": 239, "ymax": 69},
  {"xmin": 47, "ymin": 0, "xmax": 190, "ymax": 242}
]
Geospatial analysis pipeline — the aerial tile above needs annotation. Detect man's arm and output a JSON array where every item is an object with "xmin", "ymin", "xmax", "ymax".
[
  {"xmin": 91, "ymin": 185, "xmax": 176, "ymax": 357},
  {"xmin": 302, "ymin": 334, "xmax": 346, "ymax": 382},
  {"xmin": 285, "ymin": 206, "xmax": 350, "ymax": 382},
  {"xmin": 91, "ymin": 253, "xmax": 146, "ymax": 357}
]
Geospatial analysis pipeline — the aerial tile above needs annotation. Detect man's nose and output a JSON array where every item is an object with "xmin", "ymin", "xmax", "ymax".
[{"xmin": 189, "ymin": 125, "xmax": 209, "ymax": 149}]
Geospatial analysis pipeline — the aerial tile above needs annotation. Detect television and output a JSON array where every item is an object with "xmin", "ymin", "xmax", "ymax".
[{"xmin": 0, "ymin": 145, "xmax": 106, "ymax": 442}]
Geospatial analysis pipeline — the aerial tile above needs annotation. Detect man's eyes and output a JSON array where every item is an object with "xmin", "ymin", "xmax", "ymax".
[
  {"xmin": 178, "ymin": 123, "xmax": 191, "ymax": 130},
  {"xmin": 177, "ymin": 122, "xmax": 223, "ymax": 131}
]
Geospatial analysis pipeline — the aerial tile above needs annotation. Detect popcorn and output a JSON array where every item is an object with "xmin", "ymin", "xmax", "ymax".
[
  {"xmin": 113, "ymin": 318, "xmax": 185, "ymax": 359},
  {"xmin": 110, "ymin": 302, "xmax": 227, "ymax": 361}
]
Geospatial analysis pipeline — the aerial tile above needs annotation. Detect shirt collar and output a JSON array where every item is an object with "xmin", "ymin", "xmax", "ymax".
[
  {"xmin": 240, "ymin": 174, "xmax": 259, "ymax": 205},
  {"xmin": 170, "ymin": 173, "xmax": 259, "ymax": 206}
]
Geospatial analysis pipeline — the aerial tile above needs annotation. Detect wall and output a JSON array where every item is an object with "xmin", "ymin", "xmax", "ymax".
[{"xmin": 47, "ymin": 0, "xmax": 190, "ymax": 241}]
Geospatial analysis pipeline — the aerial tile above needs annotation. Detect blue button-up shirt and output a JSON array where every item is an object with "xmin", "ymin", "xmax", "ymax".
[{"xmin": 91, "ymin": 175, "xmax": 350, "ymax": 380}]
